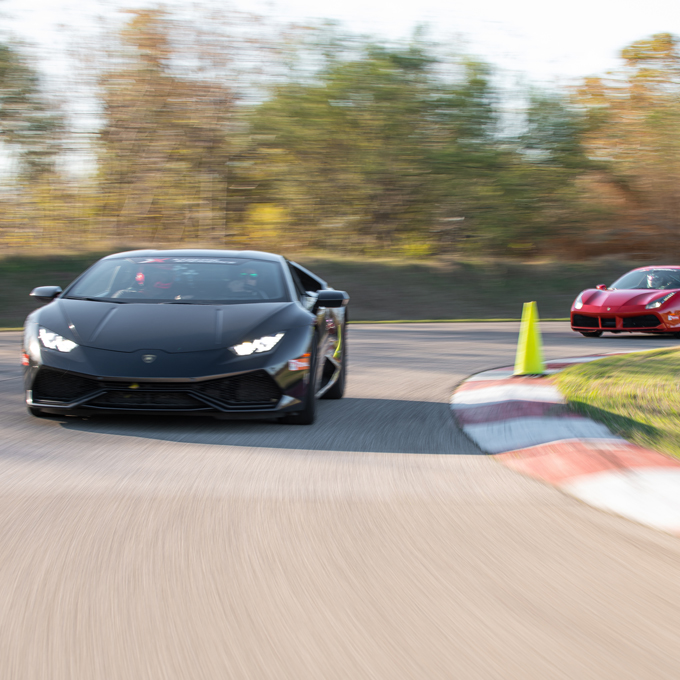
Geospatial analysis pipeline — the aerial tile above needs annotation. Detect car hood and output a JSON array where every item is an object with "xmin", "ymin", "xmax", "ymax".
[
  {"xmin": 36, "ymin": 299, "xmax": 309, "ymax": 353},
  {"xmin": 579, "ymin": 288, "xmax": 678, "ymax": 309}
]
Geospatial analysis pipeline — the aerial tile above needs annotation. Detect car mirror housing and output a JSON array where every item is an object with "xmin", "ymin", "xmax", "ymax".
[
  {"xmin": 30, "ymin": 286, "xmax": 63, "ymax": 302},
  {"xmin": 313, "ymin": 289, "xmax": 349, "ymax": 311},
  {"xmin": 596, "ymin": 284, "xmax": 607, "ymax": 290}
]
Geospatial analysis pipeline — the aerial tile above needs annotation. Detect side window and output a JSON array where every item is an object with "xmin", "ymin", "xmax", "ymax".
[
  {"xmin": 288, "ymin": 262, "xmax": 324, "ymax": 293},
  {"xmin": 287, "ymin": 263, "xmax": 307, "ymax": 301}
]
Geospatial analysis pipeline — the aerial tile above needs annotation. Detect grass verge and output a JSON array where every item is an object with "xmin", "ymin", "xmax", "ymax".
[{"xmin": 554, "ymin": 347, "xmax": 680, "ymax": 460}]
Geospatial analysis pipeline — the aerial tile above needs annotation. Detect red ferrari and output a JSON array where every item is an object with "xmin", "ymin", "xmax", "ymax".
[{"xmin": 571, "ymin": 266, "xmax": 680, "ymax": 337}]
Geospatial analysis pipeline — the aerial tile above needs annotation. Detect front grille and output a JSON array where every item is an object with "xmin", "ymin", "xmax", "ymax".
[
  {"xmin": 622, "ymin": 315, "xmax": 661, "ymax": 329},
  {"xmin": 572, "ymin": 314, "xmax": 599, "ymax": 328},
  {"xmin": 32, "ymin": 368, "xmax": 282, "ymax": 410},
  {"xmin": 195, "ymin": 371, "xmax": 281, "ymax": 407},
  {"xmin": 32, "ymin": 368, "xmax": 99, "ymax": 403},
  {"xmin": 601, "ymin": 317, "xmax": 616, "ymax": 328},
  {"xmin": 89, "ymin": 391, "xmax": 204, "ymax": 409}
]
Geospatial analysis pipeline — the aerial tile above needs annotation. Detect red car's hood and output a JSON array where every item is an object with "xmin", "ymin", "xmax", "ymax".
[{"xmin": 579, "ymin": 288, "xmax": 678, "ymax": 309}]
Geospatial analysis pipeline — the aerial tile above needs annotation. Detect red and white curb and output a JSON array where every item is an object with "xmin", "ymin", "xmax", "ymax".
[{"xmin": 451, "ymin": 355, "xmax": 680, "ymax": 535}]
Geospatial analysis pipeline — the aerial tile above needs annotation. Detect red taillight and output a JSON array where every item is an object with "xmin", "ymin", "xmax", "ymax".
[
  {"xmin": 288, "ymin": 353, "xmax": 310, "ymax": 371},
  {"xmin": 21, "ymin": 352, "xmax": 30, "ymax": 366}
]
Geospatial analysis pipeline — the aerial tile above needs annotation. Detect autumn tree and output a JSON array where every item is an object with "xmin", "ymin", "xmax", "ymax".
[
  {"xmin": 96, "ymin": 9, "xmax": 252, "ymax": 243},
  {"xmin": 248, "ymin": 31, "xmax": 592, "ymax": 254},
  {"xmin": 576, "ymin": 33, "xmax": 680, "ymax": 252}
]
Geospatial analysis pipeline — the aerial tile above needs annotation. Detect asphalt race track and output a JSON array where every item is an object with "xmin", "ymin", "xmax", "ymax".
[{"xmin": 1, "ymin": 323, "xmax": 680, "ymax": 679}]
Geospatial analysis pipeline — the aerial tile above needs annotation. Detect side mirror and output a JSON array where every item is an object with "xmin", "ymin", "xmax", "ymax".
[
  {"xmin": 596, "ymin": 284, "xmax": 607, "ymax": 291},
  {"xmin": 313, "ymin": 289, "xmax": 349, "ymax": 312},
  {"xmin": 30, "ymin": 286, "xmax": 62, "ymax": 303}
]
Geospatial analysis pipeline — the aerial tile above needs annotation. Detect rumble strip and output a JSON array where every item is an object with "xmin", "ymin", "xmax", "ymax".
[{"xmin": 451, "ymin": 356, "xmax": 680, "ymax": 535}]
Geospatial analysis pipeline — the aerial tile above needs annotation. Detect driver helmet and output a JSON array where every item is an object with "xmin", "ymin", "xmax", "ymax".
[
  {"xmin": 647, "ymin": 271, "xmax": 666, "ymax": 289},
  {"xmin": 237, "ymin": 266, "xmax": 258, "ymax": 287},
  {"xmin": 136, "ymin": 263, "xmax": 175, "ymax": 290}
]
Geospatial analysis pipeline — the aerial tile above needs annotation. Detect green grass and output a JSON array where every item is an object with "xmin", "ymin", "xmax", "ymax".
[
  {"xmin": 554, "ymin": 347, "xmax": 680, "ymax": 460},
  {"xmin": 0, "ymin": 252, "xmax": 108, "ymax": 329},
  {"xmin": 0, "ymin": 250, "xmax": 641, "ymax": 328},
  {"xmin": 302, "ymin": 255, "xmax": 621, "ymax": 323}
]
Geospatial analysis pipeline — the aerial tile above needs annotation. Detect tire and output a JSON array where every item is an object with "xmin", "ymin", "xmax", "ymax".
[
  {"xmin": 580, "ymin": 331, "xmax": 603, "ymax": 337},
  {"xmin": 28, "ymin": 406, "xmax": 48, "ymax": 418},
  {"xmin": 281, "ymin": 334, "xmax": 317, "ymax": 425},
  {"xmin": 323, "ymin": 324, "xmax": 346, "ymax": 400}
]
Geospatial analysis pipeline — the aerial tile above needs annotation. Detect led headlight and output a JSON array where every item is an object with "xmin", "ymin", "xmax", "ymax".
[
  {"xmin": 574, "ymin": 292, "xmax": 585, "ymax": 310},
  {"xmin": 646, "ymin": 292, "xmax": 676, "ymax": 309},
  {"xmin": 38, "ymin": 327, "xmax": 78, "ymax": 353},
  {"xmin": 231, "ymin": 333, "xmax": 284, "ymax": 356}
]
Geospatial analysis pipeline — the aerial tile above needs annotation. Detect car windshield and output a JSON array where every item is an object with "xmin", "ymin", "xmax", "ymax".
[
  {"xmin": 65, "ymin": 256, "xmax": 291, "ymax": 304},
  {"xmin": 610, "ymin": 268, "xmax": 680, "ymax": 291}
]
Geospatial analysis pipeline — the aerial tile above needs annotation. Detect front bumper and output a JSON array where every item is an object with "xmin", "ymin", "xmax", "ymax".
[
  {"xmin": 571, "ymin": 311, "xmax": 667, "ymax": 332},
  {"xmin": 25, "ymin": 365, "xmax": 310, "ymax": 418},
  {"xmin": 24, "ymin": 334, "xmax": 314, "ymax": 418}
]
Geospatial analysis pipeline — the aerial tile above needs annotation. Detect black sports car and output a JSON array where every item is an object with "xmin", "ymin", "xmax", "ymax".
[{"xmin": 23, "ymin": 249, "xmax": 349, "ymax": 425}]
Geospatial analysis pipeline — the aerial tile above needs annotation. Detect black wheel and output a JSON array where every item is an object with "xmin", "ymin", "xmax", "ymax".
[
  {"xmin": 580, "ymin": 331, "xmax": 603, "ymax": 337},
  {"xmin": 323, "ymin": 324, "xmax": 346, "ymax": 400},
  {"xmin": 281, "ymin": 335, "xmax": 317, "ymax": 425},
  {"xmin": 28, "ymin": 406, "xmax": 48, "ymax": 418}
]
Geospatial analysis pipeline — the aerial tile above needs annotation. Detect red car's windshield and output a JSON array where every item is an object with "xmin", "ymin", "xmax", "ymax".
[{"xmin": 610, "ymin": 268, "xmax": 680, "ymax": 291}]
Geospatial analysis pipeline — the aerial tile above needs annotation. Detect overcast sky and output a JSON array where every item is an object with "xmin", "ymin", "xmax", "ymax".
[{"xmin": 3, "ymin": 0, "xmax": 680, "ymax": 87}]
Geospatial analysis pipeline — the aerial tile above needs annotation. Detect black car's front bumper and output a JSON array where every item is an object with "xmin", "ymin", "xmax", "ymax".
[
  {"xmin": 24, "ymin": 330, "xmax": 314, "ymax": 418},
  {"xmin": 25, "ymin": 365, "xmax": 310, "ymax": 418}
]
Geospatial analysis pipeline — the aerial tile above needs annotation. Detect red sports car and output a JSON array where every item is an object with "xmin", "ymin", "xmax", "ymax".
[{"xmin": 571, "ymin": 266, "xmax": 680, "ymax": 337}]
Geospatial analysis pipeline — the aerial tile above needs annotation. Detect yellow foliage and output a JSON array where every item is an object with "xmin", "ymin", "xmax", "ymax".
[
  {"xmin": 244, "ymin": 204, "xmax": 289, "ymax": 249},
  {"xmin": 397, "ymin": 237, "xmax": 433, "ymax": 259}
]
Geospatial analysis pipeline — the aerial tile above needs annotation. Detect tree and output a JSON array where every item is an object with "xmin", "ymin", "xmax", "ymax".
[
  {"xmin": 96, "ymin": 9, "xmax": 251, "ymax": 243},
  {"xmin": 249, "ymin": 35, "xmax": 503, "ymax": 252},
  {"xmin": 0, "ymin": 41, "xmax": 62, "ymax": 178},
  {"xmin": 576, "ymin": 33, "xmax": 680, "ymax": 251},
  {"xmin": 248, "ymin": 32, "xmax": 593, "ymax": 255}
]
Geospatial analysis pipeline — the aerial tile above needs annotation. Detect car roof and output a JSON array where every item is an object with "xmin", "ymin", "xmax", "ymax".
[
  {"xmin": 633, "ymin": 265, "xmax": 680, "ymax": 271},
  {"xmin": 103, "ymin": 249, "xmax": 284, "ymax": 263}
]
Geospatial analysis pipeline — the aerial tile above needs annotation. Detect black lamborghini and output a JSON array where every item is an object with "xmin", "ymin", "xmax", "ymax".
[{"xmin": 23, "ymin": 250, "xmax": 349, "ymax": 425}]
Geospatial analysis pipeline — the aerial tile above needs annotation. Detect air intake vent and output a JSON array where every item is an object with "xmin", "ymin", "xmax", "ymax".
[
  {"xmin": 572, "ymin": 314, "xmax": 599, "ymax": 329},
  {"xmin": 196, "ymin": 371, "xmax": 281, "ymax": 407},
  {"xmin": 32, "ymin": 368, "xmax": 99, "ymax": 403},
  {"xmin": 89, "ymin": 391, "xmax": 203, "ymax": 409},
  {"xmin": 621, "ymin": 315, "xmax": 661, "ymax": 329}
]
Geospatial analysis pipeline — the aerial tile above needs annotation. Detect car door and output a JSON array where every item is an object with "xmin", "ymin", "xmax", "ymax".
[{"xmin": 287, "ymin": 261, "xmax": 338, "ymax": 394}]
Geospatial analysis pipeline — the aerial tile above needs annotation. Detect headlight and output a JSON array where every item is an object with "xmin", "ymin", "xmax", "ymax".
[
  {"xmin": 574, "ymin": 292, "xmax": 585, "ymax": 310},
  {"xmin": 38, "ymin": 327, "xmax": 78, "ymax": 352},
  {"xmin": 646, "ymin": 292, "xmax": 676, "ymax": 309},
  {"xmin": 231, "ymin": 333, "xmax": 284, "ymax": 356}
]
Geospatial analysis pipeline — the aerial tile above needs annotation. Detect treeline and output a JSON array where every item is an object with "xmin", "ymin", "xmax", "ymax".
[{"xmin": 0, "ymin": 9, "xmax": 679, "ymax": 258}]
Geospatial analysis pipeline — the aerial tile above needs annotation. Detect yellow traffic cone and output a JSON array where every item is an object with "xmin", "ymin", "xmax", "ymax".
[{"xmin": 514, "ymin": 301, "xmax": 545, "ymax": 375}]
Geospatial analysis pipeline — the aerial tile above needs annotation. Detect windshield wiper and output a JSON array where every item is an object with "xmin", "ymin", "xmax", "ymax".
[
  {"xmin": 164, "ymin": 300, "xmax": 214, "ymax": 304},
  {"xmin": 64, "ymin": 296, "xmax": 127, "ymax": 304}
]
